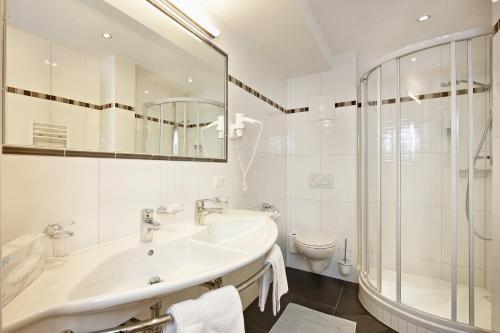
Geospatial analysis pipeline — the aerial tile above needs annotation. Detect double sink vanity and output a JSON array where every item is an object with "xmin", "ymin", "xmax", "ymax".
[{"xmin": 3, "ymin": 208, "xmax": 278, "ymax": 333}]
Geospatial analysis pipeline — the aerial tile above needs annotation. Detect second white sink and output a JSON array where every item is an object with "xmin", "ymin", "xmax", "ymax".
[{"xmin": 69, "ymin": 239, "xmax": 246, "ymax": 300}]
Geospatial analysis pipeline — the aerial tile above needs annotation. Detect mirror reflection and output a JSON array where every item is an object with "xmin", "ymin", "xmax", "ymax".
[{"xmin": 4, "ymin": 0, "xmax": 227, "ymax": 160}]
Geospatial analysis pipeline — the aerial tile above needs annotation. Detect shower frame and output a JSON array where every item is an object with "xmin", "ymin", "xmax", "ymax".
[
  {"xmin": 359, "ymin": 27, "xmax": 492, "ymax": 332},
  {"xmin": 143, "ymin": 97, "xmax": 225, "ymax": 157}
]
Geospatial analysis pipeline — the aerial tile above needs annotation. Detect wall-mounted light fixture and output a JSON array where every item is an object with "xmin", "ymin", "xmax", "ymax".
[{"xmin": 147, "ymin": 0, "xmax": 221, "ymax": 39}]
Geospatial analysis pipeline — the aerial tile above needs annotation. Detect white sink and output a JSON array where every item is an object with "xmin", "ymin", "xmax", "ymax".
[
  {"xmin": 3, "ymin": 210, "xmax": 277, "ymax": 333},
  {"xmin": 192, "ymin": 215, "xmax": 269, "ymax": 251},
  {"xmin": 69, "ymin": 239, "xmax": 246, "ymax": 300}
]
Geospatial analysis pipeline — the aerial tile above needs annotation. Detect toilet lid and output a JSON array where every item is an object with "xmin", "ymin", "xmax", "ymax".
[{"xmin": 296, "ymin": 231, "xmax": 336, "ymax": 248}]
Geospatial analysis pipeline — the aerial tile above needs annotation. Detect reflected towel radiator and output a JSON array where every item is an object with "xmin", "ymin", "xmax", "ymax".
[{"xmin": 62, "ymin": 262, "xmax": 272, "ymax": 333}]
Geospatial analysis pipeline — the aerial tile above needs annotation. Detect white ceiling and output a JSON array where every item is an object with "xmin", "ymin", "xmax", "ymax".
[
  {"xmin": 7, "ymin": 0, "xmax": 493, "ymax": 83},
  {"xmin": 202, "ymin": 0, "xmax": 492, "ymax": 79},
  {"xmin": 308, "ymin": 0, "xmax": 492, "ymax": 55},
  {"xmin": 201, "ymin": 0, "xmax": 333, "ymax": 78},
  {"xmin": 7, "ymin": 0, "xmax": 225, "ymax": 96}
]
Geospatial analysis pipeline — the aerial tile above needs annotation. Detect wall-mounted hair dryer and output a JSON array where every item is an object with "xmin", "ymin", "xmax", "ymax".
[
  {"xmin": 202, "ymin": 115, "xmax": 225, "ymax": 139},
  {"xmin": 229, "ymin": 113, "xmax": 263, "ymax": 192},
  {"xmin": 229, "ymin": 113, "xmax": 262, "ymax": 138},
  {"xmin": 200, "ymin": 115, "xmax": 225, "ymax": 156}
]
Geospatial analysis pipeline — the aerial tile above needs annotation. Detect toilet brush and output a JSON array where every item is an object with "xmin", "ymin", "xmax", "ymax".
[
  {"xmin": 339, "ymin": 238, "xmax": 352, "ymax": 276},
  {"xmin": 344, "ymin": 238, "xmax": 347, "ymax": 262}
]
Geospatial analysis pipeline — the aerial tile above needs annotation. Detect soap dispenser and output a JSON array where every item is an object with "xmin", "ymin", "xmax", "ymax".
[{"xmin": 44, "ymin": 221, "xmax": 74, "ymax": 257}]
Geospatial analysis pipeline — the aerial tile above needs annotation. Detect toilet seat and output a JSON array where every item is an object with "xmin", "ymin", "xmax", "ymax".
[{"xmin": 295, "ymin": 231, "xmax": 336, "ymax": 249}]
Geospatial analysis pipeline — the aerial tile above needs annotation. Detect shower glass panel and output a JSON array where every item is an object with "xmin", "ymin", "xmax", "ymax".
[
  {"xmin": 470, "ymin": 35, "xmax": 492, "ymax": 328},
  {"xmin": 399, "ymin": 43, "xmax": 452, "ymax": 318},
  {"xmin": 365, "ymin": 68, "xmax": 380, "ymax": 289},
  {"xmin": 380, "ymin": 60, "xmax": 397, "ymax": 301},
  {"xmin": 361, "ymin": 31, "xmax": 492, "ymax": 331}
]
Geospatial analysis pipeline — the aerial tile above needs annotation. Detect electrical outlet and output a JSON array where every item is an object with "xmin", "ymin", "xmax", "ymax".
[
  {"xmin": 309, "ymin": 174, "xmax": 334, "ymax": 189},
  {"xmin": 213, "ymin": 176, "xmax": 227, "ymax": 189}
]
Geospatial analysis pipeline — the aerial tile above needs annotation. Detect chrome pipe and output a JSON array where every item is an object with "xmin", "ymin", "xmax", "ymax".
[
  {"xmin": 450, "ymin": 40, "xmax": 458, "ymax": 322},
  {"xmin": 466, "ymin": 39, "xmax": 475, "ymax": 326},
  {"xmin": 376, "ymin": 66, "xmax": 382, "ymax": 293},
  {"xmin": 395, "ymin": 58, "xmax": 402, "ymax": 303}
]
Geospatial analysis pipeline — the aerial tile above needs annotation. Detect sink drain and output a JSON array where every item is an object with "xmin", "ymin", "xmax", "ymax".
[{"xmin": 148, "ymin": 276, "xmax": 163, "ymax": 285}]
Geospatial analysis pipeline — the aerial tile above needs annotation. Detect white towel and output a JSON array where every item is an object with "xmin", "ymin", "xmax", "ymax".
[
  {"xmin": 259, "ymin": 244, "xmax": 288, "ymax": 316},
  {"xmin": 165, "ymin": 285, "xmax": 244, "ymax": 333}
]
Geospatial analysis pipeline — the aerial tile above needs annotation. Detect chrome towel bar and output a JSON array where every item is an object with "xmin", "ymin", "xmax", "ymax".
[{"xmin": 81, "ymin": 262, "xmax": 272, "ymax": 333}]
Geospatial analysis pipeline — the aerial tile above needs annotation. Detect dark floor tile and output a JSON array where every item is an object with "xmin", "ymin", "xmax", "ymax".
[
  {"xmin": 244, "ymin": 322, "xmax": 268, "ymax": 333},
  {"xmin": 244, "ymin": 292, "xmax": 293, "ymax": 331},
  {"xmin": 244, "ymin": 269, "xmax": 392, "ymax": 333},
  {"xmin": 285, "ymin": 267, "xmax": 344, "ymax": 306},
  {"xmin": 243, "ymin": 290, "xmax": 335, "ymax": 332},
  {"xmin": 337, "ymin": 314, "xmax": 396, "ymax": 333},
  {"xmin": 335, "ymin": 281, "xmax": 369, "ymax": 315}
]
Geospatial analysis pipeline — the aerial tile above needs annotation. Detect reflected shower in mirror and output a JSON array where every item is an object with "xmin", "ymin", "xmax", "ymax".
[{"xmin": 3, "ymin": 0, "xmax": 227, "ymax": 160}]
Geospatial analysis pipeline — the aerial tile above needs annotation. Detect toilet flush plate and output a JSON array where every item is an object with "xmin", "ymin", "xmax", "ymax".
[{"xmin": 309, "ymin": 174, "xmax": 334, "ymax": 189}]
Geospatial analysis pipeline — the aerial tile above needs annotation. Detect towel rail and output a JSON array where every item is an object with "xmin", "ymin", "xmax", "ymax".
[{"xmin": 77, "ymin": 262, "xmax": 272, "ymax": 333}]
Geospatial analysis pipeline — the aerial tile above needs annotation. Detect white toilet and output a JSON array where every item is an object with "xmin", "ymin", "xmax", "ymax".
[{"xmin": 294, "ymin": 231, "xmax": 337, "ymax": 274}]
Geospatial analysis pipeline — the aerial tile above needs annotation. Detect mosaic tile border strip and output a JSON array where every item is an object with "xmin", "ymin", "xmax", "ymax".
[
  {"xmin": 228, "ymin": 75, "xmax": 287, "ymax": 112},
  {"xmin": 134, "ymin": 114, "xmax": 211, "ymax": 128},
  {"xmin": 10, "ymin": 77, "xmax": 359, "ymax": 117},
  {"xmin": 288, "ymin": 86, "xmax": 489, "ymax": 113},
  {"xmin": 286, "ymin": 107, "xmax": 309, "ymax": 114},
  {"xmin": 229, "ymin": 75, "xmax": 357, "ymax": 114},
  {"xmin": 366, "ymin": 86, "xmax": 489, "ymax": 107},
  {"xmin": 7, "ymin": 86, "xmax": 135, "ymax": 112}
]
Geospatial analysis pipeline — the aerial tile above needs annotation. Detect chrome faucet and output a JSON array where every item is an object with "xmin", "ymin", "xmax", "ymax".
[
  {"xmin": 141, "ymin": 209, "xmax": 161, "ymax": 242},
  {"xmin": 194, "ymin": 197, "xmax": 227, "ymax": 225}
]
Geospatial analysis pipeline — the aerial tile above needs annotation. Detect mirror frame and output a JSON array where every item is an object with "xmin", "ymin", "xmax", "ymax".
[{"xmin": 1, "ymin": 0, "xmax": 228, "ymax": 163}]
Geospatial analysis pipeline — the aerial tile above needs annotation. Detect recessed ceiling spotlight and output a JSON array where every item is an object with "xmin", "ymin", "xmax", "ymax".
[
  {"xmin": 44, "ymin": 59, "xmax": 51, "ymax": 65},
  {"xmin": 411, "ymin": 57, "xmax": 417, "ymax": 62},
  {"xmin": 101, "ymin": 32, "xmax": 112, "ymax": 39},
  {"xmin": 188, "ymin": 78, "xmax": 193, "ymax": 83},
  {"xmin": 52, "ymin": 63, "xmax": 58, "ymax": 67},
  {"xmin": 144, "ymin": 90, "xmax": 149, "ymax": 94},
  {"xmin": 417, "ymin": 14, "xmax": 431, "ymax": 22},
  {"xmin": 493, "ymin": 0, "xmax": 498, "ymax": 3}
]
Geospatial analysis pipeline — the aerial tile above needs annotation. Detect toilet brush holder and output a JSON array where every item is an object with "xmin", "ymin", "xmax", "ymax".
[
  {"xmin": 338, "ymin": 238, "xmax": 352, "ymax": 276},
  {"xmin": 338, "ymin": 258, "xmax": 352, "ymax": 276}
]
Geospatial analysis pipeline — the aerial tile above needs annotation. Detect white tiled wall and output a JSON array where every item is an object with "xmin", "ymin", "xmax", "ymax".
[
  {"xmin": 6, "ymin": 26, "xmax": 51, "ymax": 94},
  {"xmin": 100, "ymin": 56, "xmax": 137, "ymax": 152},
  {"xmin": 1, "ymin": 13, "xmax": 288, "ymax": 263},
  {"xmin": 286, "ymin": 53, "xmax": 359, "ymax": 282},
  {"xmin": 1, "ymin": 155, "xmax": 99, "ymax": 250},
  {"xmin": 226, "ymin": 82, "xmax": 288, "ymax": 255},
  {"xmin": 5, "ymin": 26, "xmax": 102, "ymax": 149}
]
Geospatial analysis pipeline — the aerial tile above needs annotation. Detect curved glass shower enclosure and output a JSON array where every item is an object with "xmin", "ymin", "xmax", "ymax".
[
  {"xmin": 143, "ymin": 98, "xmax": 225, "ymax": 159},
  {"xmin": 360, "ymin": 29, "xmax": 492, "ymax": 331}
]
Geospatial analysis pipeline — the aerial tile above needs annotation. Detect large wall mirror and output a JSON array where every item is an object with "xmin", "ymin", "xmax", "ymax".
[{"xmin": 3, "ymin": 0, "xmax": 228, "ymax": 161}]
